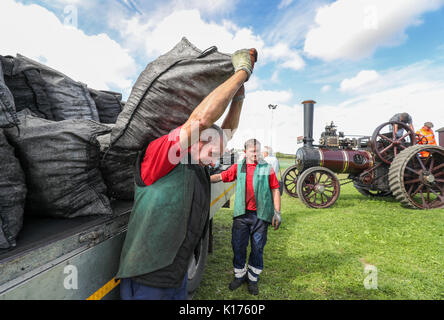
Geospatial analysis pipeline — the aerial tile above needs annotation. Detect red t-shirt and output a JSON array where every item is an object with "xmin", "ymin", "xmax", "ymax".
[
  {"xmin": 140, "ymin": 126, "xmax": 187, "ymax": 186},
  {"xmin": 221, "ymin": 162, "xmax": 279, "ymax": 211}
]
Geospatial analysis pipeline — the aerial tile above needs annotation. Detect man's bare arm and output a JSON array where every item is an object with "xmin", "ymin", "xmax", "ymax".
[
  {"xmin": 221, "ymin": 85, "xmax": 244, "ymax": 141},
  {"xmin": 179, "ymin": 71, "xmax": 248, "ymax": 150},
  {"xmin": 271, "ymin": 188, "xmax": 282, "ymax": 230},
  {"xmin": 272, "ymin": 188, "xmax": 281, "ymax": 212},
  {"xmin": 393, "ymin": 123, "xmax": 398, "ymax": 137}
]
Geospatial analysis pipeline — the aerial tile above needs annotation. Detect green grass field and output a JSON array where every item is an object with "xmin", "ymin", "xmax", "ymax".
[{"xmin": 194, "ymin": 158, "xmax": 444, "ymax": 300}]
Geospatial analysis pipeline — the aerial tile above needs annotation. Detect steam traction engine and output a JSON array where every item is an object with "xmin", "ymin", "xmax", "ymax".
[{"xmin": 283, "ymin": 100, "xmax": 444, "ymax": 209}]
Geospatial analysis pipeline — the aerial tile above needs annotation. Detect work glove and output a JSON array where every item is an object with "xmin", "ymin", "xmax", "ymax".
[
  {"xmin": 272, "ymin": 209, "xmax": 281, "ymax": 230},
  {"xmin": 232, "ymin": 48, "xmax": 258, "ymax": 81}
]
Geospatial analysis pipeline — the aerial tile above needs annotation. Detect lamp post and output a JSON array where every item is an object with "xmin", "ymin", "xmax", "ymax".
[{"xmin": 268, "ymin": 104, "xmax": 277, "ymax": 149}]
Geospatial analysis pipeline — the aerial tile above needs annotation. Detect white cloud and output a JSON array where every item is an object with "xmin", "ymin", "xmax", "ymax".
[
  {"xmin": 315, "ymin": 81, "xmax": 444, "ymax": 143},
  {"xmin": 262, "ymin": 42, "xmax": 305, "ymax": 71},
  {"xmin": 304, "ymin": 0, "xmax": 444, "ymax": 61},
  {"xmin": 266, "ymin": 0, "xmax": 327, "ymax": 47},
  {"xmin": 340, "ymin": 70, "xmax": 380, "ymax": 92},
  {"xmin": 244, "ymin": 75, "xmax": 261, "ymax": 91},
  {"xmin": 321, "ymin": 85, "xmax": 331, "ymax": 93},
  {"xmin": 278, "ymin": 0, "xmax": 294, "ymax": 9},
  {"xmin": 314, "ymin": 61, "xmax": 444, "ymax": 147},
  {"xmin": 171, "ymin": 0, "xmax": 239, "ymax": 15},
  {"xmin": 216, "ymin": 90, "xmax": 302, "ymax": 154},
  {"xmin": 219, "ymin": 79, "xmax": 444, "ymax": 154},
  {"xmin": 118, "ymin": 9, "xmax": 305, "ymax": 71},
  {"xmin": 0, "ymin": 0, "xmax": 137, "ymax": 93},
  {"xmin": 118, "ymin": 10, "xmax": 262, "ymax": 59},
  {"xmin": 339, "ymin": 60, "xmax": 444, "ymax": 95},
  {"xmin": 47, "ymin": 0, "xmax": 88, "ymax": 5}
]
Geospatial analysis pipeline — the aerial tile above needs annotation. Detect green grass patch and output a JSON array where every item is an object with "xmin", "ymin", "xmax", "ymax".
[{"xmin": 194, "ymin": 182, "xmax": 444, "ymax": 300}]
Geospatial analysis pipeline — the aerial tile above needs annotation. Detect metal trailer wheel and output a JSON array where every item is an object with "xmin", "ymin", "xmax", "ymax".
[
  {"xmin": 187, "ymin": 223, "xmax": 210, "ymax": 297},
  {"xmin": 282, "ymin": 165, "xmax": 300, "ymax": 198},
  {"xmin": 389, "ymin": 145, "xmax": 444, "ymax": 209},
  {"xmin": 353, "ymin": 182, "xmax": 393, "ymax": 197},
  {"xmin": 296, "ymin": 167, "xmax": 340, "ymax": 208}
]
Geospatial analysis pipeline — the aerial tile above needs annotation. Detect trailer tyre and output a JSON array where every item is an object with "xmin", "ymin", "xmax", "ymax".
[{"xmin": 187, "ymin": 222, "xmax": 210, "ymax": 297}]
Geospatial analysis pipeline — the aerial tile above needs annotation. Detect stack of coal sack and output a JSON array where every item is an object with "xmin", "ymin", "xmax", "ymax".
[{"xmin": 0, "ymin": 37, "xmax": 233, "ymax": 249}]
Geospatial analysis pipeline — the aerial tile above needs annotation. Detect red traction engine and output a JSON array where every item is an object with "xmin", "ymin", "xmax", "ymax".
[{"xmin": 283, "ymin": 100, "xmax": 444, "ymax": 209}]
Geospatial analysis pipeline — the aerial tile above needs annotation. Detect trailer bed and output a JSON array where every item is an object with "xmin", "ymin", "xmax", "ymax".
[
  {"xmin": 0, "ymin": 201, "xmax": 132, "ymax": 299},
  {"xmin": 0, "ymin": 181, "xmax": 235, "ymax": 300},
  {"xmin": 0, "ymin": 201, "xmax": 132, "ymax": 263}
]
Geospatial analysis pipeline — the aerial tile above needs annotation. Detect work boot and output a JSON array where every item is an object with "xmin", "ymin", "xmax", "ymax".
[
  {"xmin": 229, "ymin": 277, "xmax": 245, "ymax": 291},
  {"xmin": 247, "ymin": 281, "xmax": 259, "ymax": 296},
  {"xmin": 232, "ymin": 48, "xmax": 258, "ymax": 81}
]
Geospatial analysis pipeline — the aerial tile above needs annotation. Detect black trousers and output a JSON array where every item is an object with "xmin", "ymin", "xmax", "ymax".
[{"xmin": 231, "ymin": 210, "xmax": 269, "ymax": 283}]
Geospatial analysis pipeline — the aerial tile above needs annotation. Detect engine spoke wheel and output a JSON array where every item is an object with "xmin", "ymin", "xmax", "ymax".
[
  {"xmin": 389, "ymin": 145, "xmax": 444, "ymax": 209},
  {"xmin": 371, "ymin": 121, "xmax": 416, "ymax": 165},
  {"xmin": 432, "ymin": 163, "xmax": 444, "ymax": 173},
  {"xmin": 416, "ymin": 133, "xmax": 428, "ymax": 145},
  {"xmin": 283, "ymin": 165, "xmax": 300, "ymax": 198},
  {"xmin": 378, "ymin": 134, "xmax": 394, "ymax": 143},
  {"xmin": 297, "ymin": 167, "xmax": 340, "ymax": 208}
]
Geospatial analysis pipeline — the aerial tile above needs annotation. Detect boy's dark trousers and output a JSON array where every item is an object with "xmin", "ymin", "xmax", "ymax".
[{"xmin": 231, "ymin": 210, "xmax": 269, "ymax": 283}]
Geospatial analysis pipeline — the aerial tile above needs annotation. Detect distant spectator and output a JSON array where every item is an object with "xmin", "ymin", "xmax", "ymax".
[
  {"xmin": 262, "ymin": 146, "xmax": 283, "ymax": 195},
  {"xmin": 262, "ymin": 146, "xmax": 280, "ymax": 179}
]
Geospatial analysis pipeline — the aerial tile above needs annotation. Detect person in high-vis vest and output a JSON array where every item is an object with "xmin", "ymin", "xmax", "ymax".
[
  {"xmin": 210, "ymin": 139, "xmax": 281, "ymax": 296},
  {"xmin": 416, "ymin": 122, "xmax": 437, "ymax": 157},
  {"xmin": 115, "ymin": 48, "xmax": 258, "ymax": 300}
]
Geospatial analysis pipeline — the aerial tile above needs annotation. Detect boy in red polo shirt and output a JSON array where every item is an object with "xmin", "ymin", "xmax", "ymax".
[{"xmin": 211, "ymin": 139, "xmax": 281, "ymax": 295}]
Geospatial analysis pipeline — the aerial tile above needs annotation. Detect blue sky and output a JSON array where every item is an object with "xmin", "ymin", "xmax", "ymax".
[{"xmin": 1, "ymin": 0, "xmax": 444, "ymax": 153}]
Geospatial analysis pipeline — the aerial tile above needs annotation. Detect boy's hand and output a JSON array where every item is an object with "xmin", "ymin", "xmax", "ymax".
[
  {"xmin": 272, "ymin": 210, "xmax": 281, "ymax": 230},
  {"xmin": 210, "ymin": 174, "xmax": 222, "ymax": 183}
]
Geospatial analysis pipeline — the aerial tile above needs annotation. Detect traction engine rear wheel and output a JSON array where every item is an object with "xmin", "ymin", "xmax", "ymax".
[
  {"xmin": 389, "ymin": 145, "xmax": 444, "ymax": 209},
  {"xmin": 296, "ymin": 167, "xmax": 340, "ymax": 208}
]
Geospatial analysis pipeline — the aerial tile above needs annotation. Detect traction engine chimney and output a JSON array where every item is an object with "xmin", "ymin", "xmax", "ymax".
[{"xmin": 302, "ymin": 100, "xmax": 316, "ymax": 147}]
